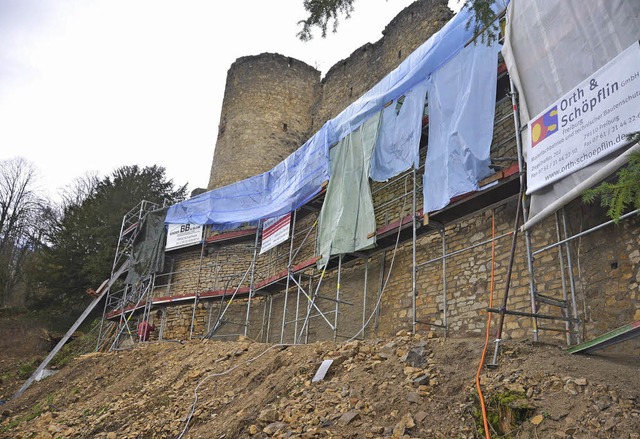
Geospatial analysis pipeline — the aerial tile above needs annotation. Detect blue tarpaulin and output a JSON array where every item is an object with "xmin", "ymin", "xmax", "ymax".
[
  {"xmin": 165, "ymin": 127, "xmax": 330, "ymax": 229},
  {"xmin": 423, "ymin": 40, "xmax": 500, "ymax": 213},
  {"xmin": 166, "ymin": 1, "xmax": 507, "ymax": 228},
  {"xmin": 327, "ymin": 1, "xmax": 506, "ymax": 147},
  {"xmin": 370, "ymin": 80, "xmax": 428, "ymax": 182}
]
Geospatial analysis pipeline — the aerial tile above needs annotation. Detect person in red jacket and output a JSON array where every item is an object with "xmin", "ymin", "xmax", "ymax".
[
  {"xmin": 137, "ymin": 310, "xmax": 162, "ymax": 341},
  {"xmin": 137, "ymin": 320, "xmax": 155, "ymax": 341}
]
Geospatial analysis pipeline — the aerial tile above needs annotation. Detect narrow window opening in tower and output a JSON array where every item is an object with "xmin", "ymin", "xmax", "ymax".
[
  {"xmin": 283, "ymin": 123, "xmax": 288, "ymax": 132},
  {"xmin": 288, "ymin": 57, "xmax": 293, "ymax": 67},
  {"xmin": 349, "ymin": 86, "xmax": 353, "ymax": 97},
  {"xmin": 398, "ymin": 50, "xmax": 402, "ymax": 59}
]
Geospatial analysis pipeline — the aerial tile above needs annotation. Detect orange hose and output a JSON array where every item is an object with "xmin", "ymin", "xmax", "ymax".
[{"xmin": 476, "ymin": 211, "xmax": 496, "ymax": 438}]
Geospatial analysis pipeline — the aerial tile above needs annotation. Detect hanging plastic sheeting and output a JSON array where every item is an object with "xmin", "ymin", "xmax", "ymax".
[
  {"xmin": 501, "ymin": 0, "xmax": 640, "ymax": 230},
  {"xmin": 165, "ymin": 127, "xmax": 329, "ymax": 229},
  {"xmin": 165, "ymin": 1, "xmax": 507, "ymax": 229},
  {"xmin": 326, "ymin": 0, "xmax": 509, "ymax": 147},
  {"xmin": 126, "ymin": 207, "xmax": 168, "ymax": 285},
  {"xmin": 423, "ymin": 40, "xmax": 500, "ymax": 213},
  {"xmin": 317, "ymin": 112, "xmax": 381, "ymax": 268},
  {"xmin": 370, "ymin": 80, "xmax": 429, "ymax": 182}
]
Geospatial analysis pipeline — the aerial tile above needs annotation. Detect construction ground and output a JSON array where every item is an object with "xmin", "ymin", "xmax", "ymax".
[{"xmin": 1, "ymin": 314, "xmax": 638, "ymax": 439}]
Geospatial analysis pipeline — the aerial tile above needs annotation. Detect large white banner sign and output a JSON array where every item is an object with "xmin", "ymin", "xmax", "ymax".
[
  {"xmin": 260, "ymin": 213, "xmax": 291, "ymax": 254},
  {"xmin": 526, "ymin": 42, "xmax": 640, "ymax": 194},
  {"xmin": 166, "ymin": 224, "xmax": 203, "ymax": 250}
]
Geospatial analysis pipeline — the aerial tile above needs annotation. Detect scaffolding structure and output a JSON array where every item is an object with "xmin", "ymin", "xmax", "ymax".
[
  {"xmin": 99, "ymin": 60, "xmax": 638, "ymax": 356},
  {"xmin": 96, "ymin": 200, "xmax": 159, "ymax": 351}
]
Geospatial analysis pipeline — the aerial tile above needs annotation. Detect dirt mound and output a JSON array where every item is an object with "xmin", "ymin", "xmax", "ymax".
[
  {"xmin": 1, "ymin": 333, "xmax": 638, "ymax": 438},
  {"xmin": 0, "ymin": 313, "xmax": 52, "ymax": 403}
]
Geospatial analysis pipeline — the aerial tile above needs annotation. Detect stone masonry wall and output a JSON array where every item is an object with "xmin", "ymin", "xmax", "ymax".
[
  {"xmin": 149, "ymin": 0, "xmax": 639, "ymax": 353},
  {"xmin": 314, "ymin": 0, "xmax": 453, "ymax": 130},
  {"xmin": 208, "ymin": 54, "xmax": 321, "ymax": 190}
]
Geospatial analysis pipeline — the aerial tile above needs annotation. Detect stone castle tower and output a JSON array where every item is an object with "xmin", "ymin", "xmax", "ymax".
[
  {"xmin": 207, "ymin": 54, "xmax": 320, "ymax": 190},
  {"xmin": 207, "ymin": 0, "xmax": 453, "ymax": 190}
]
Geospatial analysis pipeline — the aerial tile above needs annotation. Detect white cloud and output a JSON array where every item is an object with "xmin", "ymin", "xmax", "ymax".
[{"xmin": 0, "ymin": 0, "xmax": 459, "ymax": 201}]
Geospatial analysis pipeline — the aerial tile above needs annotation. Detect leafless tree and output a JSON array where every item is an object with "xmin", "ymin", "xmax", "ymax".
[
  {"xmin": 0, "ymin": 157, "xmax": 47, "ymax": 308},
  {"xmin": 58, "ymin": 171, "xmax": 99, "ymax": 211}
]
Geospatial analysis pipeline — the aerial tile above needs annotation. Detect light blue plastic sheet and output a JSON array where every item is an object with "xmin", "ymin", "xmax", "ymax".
[
  {"xmin": 423, "ymin": 41, "xmax": 500, "ymax": 213},
  {"xmin": 165, "ymin": 1, "xmax": 508, "ymax": 229},
  {"xmin": 370, "ymin": 80, "xmax": 428, "ymax": 182},
  {"xmin": 327, "ymin": 1, "xmax": 507, "ymax": 147},
  {"xmin": 165, "ymin": 127, "xmax": 330, "ymax": 229}
]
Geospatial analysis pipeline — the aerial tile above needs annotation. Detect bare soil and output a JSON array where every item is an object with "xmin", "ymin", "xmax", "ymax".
[{"xmin": 1, "ymin": 328, "xmax": 638, "ymax": 439}]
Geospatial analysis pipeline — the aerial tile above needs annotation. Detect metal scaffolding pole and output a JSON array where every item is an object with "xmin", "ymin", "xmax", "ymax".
[
  {"xmin": 334, "ymin": 255, "xmax": 343, "ymax": 342},
  {"xmin": 206, "ymin": 263, "xmax": 253, "ymax": 338},
  {"xmin": 554, "ymin": 211, "xmax": 572, "ymax": 346},
  {"xmin": 509, "ymin": 78, "xmax": 539, "ymax": 342},
  {"xmin": 280, "ymin": 209, "xmax": 297, "ymax": 343},
  {"xmin": 441, "ymin": 229, "xmax": 448, "ymax": 337},
  {"xmin": 296, "ymin": 264, "xmax": 331, "ymax": 343},
  {"xmin": 561, "ymin": 208, "xmax": 581, "ymax": 344},
  {"xmin": 305, "ymin": 274, "xmax": 313, "ymax": 343},
  {"xmin": 374, "ymin": 252, "xmax": 386, "ymax": 335},
  {"xmin": 138, "ymin": 273, "xmax": 157, "ymax": 342},
  {"xmin": 411, "ymin": 167, "xmax": 418, "ymax": 335},
  {"xmin": 244, "ymin": 225, "xmax": 262, "ymax": 337},
  {"xmin": 363, "ymin": 257, "xmax": 369, "ymax": 337},
  {"xmin": 188, "ymin": 240, "xmax": 206, "ymax": 340},
  {"xmin": 294, "ymin": 274, "xmax": 301, "ymax": 344},
  {"xmin": 266, "ymin": 295, "xmax": 273, "ymax": 343},
  {"xmin": 110, "ymin": 279, "xmax": 153, "ymax": 350}
]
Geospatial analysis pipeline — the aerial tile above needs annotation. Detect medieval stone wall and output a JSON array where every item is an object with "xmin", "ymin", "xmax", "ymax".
[
  {"xmin": 315, "ymin": 0, "xmax": 452, "ymax": 129},
  {"xmin": 151, "ymin": 0, "xmax": 640, "ymax": 354},
  {"xmin": 208, "ymin": 53, "xmax": 320, "ymax": 190}
]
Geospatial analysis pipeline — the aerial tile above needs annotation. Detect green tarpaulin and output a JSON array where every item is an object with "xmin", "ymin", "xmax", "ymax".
[
  {"xmin": 125, "ymin": 207, "xmax": 168, "ymax": 284},
  {"xmin": 317, "ymin": 112, "xmax": 381, "ymax": 267}
]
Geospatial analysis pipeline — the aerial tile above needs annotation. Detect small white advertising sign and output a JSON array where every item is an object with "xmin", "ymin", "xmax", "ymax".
[
  {"xmin": 260, "ymin": 213, "xmax": 291, "ymax": 254},
  {"xmin": 166, "ymin": 224, "xmax": 203, "ymax": 250},
  {"xmin": 526, "ymin": 41, "xmax": 640, "ymax": 194}
]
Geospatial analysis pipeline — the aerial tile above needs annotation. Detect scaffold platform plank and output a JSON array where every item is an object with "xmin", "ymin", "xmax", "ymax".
[
  {"xmin": 106, "ymin": 287, "xmax": 253, "ymax": 319},
  {"xmin": 106, "ymin": 257, "xmax": 323, "ymax": 319},
  {"xmin": 206, "ymin": 228, "xmax": 258, "ymax": 244},
  {"xmin": 566, "ymin": 320, "xmax": 640, "ymax": 355}
]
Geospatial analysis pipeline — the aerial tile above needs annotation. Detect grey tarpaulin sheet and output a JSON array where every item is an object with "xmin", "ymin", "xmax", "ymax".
[
  {"xmin": 126, "ymin": 207, "xmax": 168, "ymax": 285},
  {"xmin": 501, "ymin": 0, "xmax": 640, "ymax": 228},
  {"xmin": 317, "ymin": 112, "xmax": 381, "ymax": 268},
  {"xmin": 423, "ymin": 40, "xmax": 499, "ymax": 213}
]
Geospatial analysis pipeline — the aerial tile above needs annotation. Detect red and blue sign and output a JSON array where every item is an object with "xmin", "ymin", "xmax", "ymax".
[{"xmin": 530, "ymin": 106, "xmax": 558, "ymax": 148}]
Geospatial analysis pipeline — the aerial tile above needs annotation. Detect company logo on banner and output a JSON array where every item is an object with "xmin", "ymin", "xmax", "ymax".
[
  {"xmin": 526, "ymin": 41, "xmax": 640, "ymax": 194},
  {"xmin": 166, "ymin": 224, "xmax": 203, "ymax": 251},
  {"xmin": 260, "ymin": 213, "xmax": 291, "ymax": 254},
  {"xmin": 530, "ymin": 106, "xmax": 559, "ymax": 148}
]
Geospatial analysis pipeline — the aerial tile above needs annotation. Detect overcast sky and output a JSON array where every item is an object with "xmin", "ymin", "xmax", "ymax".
[{"xmin": 0, "ymin": 0, "xmax": 461, "ymax": 202}]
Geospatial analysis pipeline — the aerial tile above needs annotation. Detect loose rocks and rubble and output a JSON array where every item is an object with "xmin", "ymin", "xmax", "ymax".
[{"xmin": 1, "ymin": 333, "xmax": 638, "ymax": 438}]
